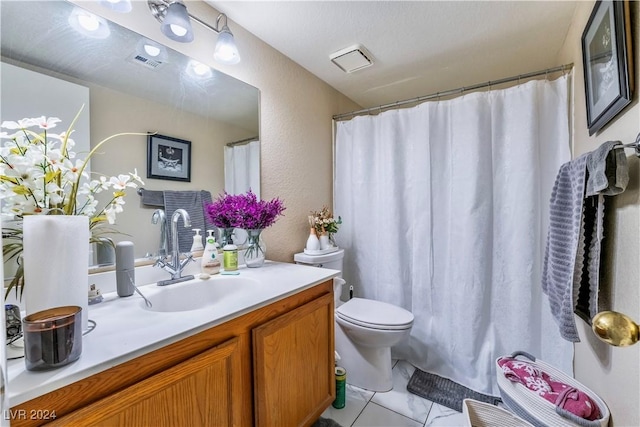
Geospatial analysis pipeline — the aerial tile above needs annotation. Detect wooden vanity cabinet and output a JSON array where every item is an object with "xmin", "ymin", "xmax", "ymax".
[
  {"xmin": 49, "ymin": 337, "xmax": 243, "ymax": 427},
  {"xmin": 253, "ymin": 292, "xmax": 335, "ymax": 426},
  {"xmin": 11, "ymin": 280, "xmax": 334, "ymax": 427}
]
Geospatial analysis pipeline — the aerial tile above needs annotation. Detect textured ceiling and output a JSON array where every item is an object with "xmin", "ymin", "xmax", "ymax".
[{"xmin": 208, "ymin": 1, "xmax": 579, "ymax": 109}]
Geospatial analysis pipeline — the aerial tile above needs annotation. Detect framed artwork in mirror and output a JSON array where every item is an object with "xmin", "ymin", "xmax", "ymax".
[
  {"xmin": 147, "ymin": 134, "xmax": 191, "ymax": 182},
  {"xmin": 581, "ymin": 0, "xmax": 633, "ymax": 136}
]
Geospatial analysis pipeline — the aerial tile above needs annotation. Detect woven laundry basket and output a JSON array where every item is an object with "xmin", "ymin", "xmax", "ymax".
[
  {"xmin": 496, "ymin": 351, "xmax": 610, "ymax": 427},
  {"xmin": 462, "ymin": 399, "xmax": 533, "ymax": 427}
]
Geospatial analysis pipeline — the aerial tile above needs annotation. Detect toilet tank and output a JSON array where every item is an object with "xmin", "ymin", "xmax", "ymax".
[{"xmin": 293, "ymin": 249, "xmax": 344, "ymax": 273}]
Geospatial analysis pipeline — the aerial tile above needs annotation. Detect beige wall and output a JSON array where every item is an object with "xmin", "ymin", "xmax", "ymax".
[{"xmin": 557, "ymin": 2, "xmax": 639, "ymax": 425}]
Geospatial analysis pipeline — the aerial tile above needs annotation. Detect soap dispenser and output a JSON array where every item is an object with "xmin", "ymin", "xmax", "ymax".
[
  {"xmin": 190, "ymin": 228, "xmax": 204, "ymax": 255},
  {"xmin": 200, "ymin": 230, "xmax": 221, "ymax": 278}
]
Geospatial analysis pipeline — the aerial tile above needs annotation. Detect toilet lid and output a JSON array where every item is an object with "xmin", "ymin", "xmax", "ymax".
[{"xmin": 336, "ymin": 298, "xmax": 414, "ymax": 330}]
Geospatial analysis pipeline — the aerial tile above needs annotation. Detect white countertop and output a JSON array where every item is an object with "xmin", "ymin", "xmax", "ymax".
[{"xmin": 7, "ymin": 261, "xmax": 339, "ymax": 407}]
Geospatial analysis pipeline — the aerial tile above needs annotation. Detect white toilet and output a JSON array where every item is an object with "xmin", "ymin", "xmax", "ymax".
[{"xmin": 294, "ymin": 249, "xmax": 414, "ymax": 392}]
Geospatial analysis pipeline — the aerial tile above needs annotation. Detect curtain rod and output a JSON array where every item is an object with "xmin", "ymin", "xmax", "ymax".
[
  {"xmin": 226, "ymin": 136, "xmax": 259, "ymax": 147},
  {"xmin": 333, "ymin": 63, "xmax": 574, "ymax": 121}
]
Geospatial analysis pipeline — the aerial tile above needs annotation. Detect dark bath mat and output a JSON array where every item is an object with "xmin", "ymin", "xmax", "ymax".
[
  {"xmin": 407, "ymin": 368, "xmax": 501, "ymax": 413},
  {"xmin": 311, "ymin": 417, "xmax": 343, "ymax": 427}
]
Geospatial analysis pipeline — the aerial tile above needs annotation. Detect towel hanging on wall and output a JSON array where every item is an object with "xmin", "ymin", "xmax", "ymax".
[
  {"xmin": 163, "ymin": 190, "xmax": 213, "ymax": 253},
  {"xmin": 138, "ymin": 188, "xmax": 165, "ymax": 207},
  {"xmin": 542, "ymin": 141, "xmax": 628, "ymax": 342}
]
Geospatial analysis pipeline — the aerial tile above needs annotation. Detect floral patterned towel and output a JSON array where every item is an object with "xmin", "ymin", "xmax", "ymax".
[{"xmin": 497, "ymin": 357, "xmax": 601, "ymax": 421}]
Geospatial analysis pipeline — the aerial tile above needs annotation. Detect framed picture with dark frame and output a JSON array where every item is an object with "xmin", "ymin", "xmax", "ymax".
[
  {"xmin": 147, "ymin": 134, "xmax": 191, "ymax": 182},
  {"xmin": 582, "ymin": 0, "xmax": 633, "ymax": 136}
]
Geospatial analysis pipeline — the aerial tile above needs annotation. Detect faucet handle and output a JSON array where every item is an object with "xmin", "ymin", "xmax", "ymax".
[
  {"xmin": 179, "ymin": 252, "xmax": 195, "ymax": 269},
  {"xmin": 153, "ymin": 255, "xmax": 167, "ymax": 268}
]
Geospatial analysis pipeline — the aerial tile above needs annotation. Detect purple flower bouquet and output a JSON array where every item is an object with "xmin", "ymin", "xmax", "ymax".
[
  {"xmin": 205, "ymin": 190, "xmax": 285, "ymax": 230},
  {"xmin": 205, "ymin": 190, "xmax": 285, "ymax": 267}
]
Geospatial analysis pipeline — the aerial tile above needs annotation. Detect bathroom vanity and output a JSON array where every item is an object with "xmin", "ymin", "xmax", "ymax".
[{"xmin": 7, "ymin": 262, "xmax": 338, "ymax": 427}]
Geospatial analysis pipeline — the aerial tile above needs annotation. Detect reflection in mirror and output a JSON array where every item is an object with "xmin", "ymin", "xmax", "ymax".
[{"xmin": 0, "ymin": 1, "xmax": 260, "ymax": 265}]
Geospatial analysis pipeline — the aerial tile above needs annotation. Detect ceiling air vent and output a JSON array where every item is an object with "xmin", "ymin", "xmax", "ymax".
[
  {"xmin": 127, "ymin": 53, "xmax": 164, "ymax": 70},
  {"xmin": 330, "ymin": 44, "xmax": 373, "ymax": 73}
]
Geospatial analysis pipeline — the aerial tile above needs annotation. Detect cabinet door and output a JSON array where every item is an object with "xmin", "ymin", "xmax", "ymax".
[
  {"xmin": 253, "ymin": 293, "xmax": 334, "ymax": 427},
  {"xmin": 50, "ymin": 337, "xmax": 242, "ymax": 427}
]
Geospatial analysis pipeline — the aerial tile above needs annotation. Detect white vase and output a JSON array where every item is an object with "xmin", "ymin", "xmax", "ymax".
[
  {"xmin": 319, "ymin": 233, "xmax": 330, "ymax": 250},
  {"xmin": 23, "ymin": 215, "xmax": 89, "ymax": 332},
  {"xmin": 305, "ymin": 228, "xmax": 320, "ymax": 251}
]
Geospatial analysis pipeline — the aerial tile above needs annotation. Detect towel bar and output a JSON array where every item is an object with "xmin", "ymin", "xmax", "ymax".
[{"xmin": 619, "ymin": 132, "xmax": 640, "ymax": 156}]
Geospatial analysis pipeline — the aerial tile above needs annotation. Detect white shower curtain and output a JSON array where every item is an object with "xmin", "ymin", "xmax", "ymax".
[
  {"xmin": 334, "ymin": 76, "xmax": 573, "ymax": 396},
  {"xmin": 224, "ymin": 140, "xmax": 260, "ymax": 197}
]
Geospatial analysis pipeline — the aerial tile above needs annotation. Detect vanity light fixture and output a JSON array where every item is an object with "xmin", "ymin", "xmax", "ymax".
[
  {"xmin": 68, "ymin": 7, "xmax": 111, "ymax": 39},
  {"xmin": 160, "ymin": 1, "xmax": 194, "ymax": 43},
  {"xmin": 147, "ymin": 0, "xmax": 240, "ymax": 64},
  {"xmin": 213, "ymin": 14, "xmax": 240, "ymax": 65},
  {"xmin": 99, "ymin": 0, "xmax": 132, "ymax": 14}
]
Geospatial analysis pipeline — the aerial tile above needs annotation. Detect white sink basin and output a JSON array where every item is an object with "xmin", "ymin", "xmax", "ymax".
[{"xmin": 141, "ymin": 276, "xmax": 260, "ymax": 312}]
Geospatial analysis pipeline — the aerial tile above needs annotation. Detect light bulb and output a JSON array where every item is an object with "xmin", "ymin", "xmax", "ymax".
[
  {"xmin": 78, "ymin": 13, "xmax": 100, "ymax": 32},
  {"xmin": 69, "ymin": 7, "xmax": 110, "ymax": 39},
  {"xmin": 170, "ymin": 24, "xmax": 188, "ymax": 37},
  {"xmin": 160, "ymin": 2, "xmax": 193, "ymax": 43},
  {"xmin": 144, "ymin": 44, "xmax": 161, "ymax": 57},
  {"xmin": 187, "ymin": 60, "xmax": 212, "ymax": 79},
  {"xmin": 100, "ymin": 0, "xmax": 132, "ymax": 13},
  {"xmin": 214, "ymin": 28, "xmax": 240, "ymax": 65},
  {"xmin": 193, "ymin": 63, "xmax": 210, "ymax": 76}
]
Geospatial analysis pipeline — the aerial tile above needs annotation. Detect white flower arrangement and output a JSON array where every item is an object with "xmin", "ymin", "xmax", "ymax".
[
  {"xmin": 0, "ymin": 107, "xmax": 145, "ymax": 297},
  {"xmin": 308, "ymin": 207, "xmax": 342, "ymax": 236}
]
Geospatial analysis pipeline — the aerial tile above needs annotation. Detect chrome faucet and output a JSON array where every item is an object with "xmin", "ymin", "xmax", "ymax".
[
  {"xmin": 151, "ymin": 209, "xmax": 168, "ymax": 257},
  {"xmin": 154, "ymin": 208, "xmax": 195, "ymax": 286}
]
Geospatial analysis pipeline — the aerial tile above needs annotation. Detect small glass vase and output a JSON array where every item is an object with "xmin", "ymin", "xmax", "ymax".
[
  {"xmin": 218, "ymin": 227, "xmax": 236, "ymax": 248},
  {"xmin": 328, "ymin": 232, "xmax": 338, "ymax": 248},
  {"xmin": 244, "ymin": 228, "xmax": 266, "ymax": 268}
]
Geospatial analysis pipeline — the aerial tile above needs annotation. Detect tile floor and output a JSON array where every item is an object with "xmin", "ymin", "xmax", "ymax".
[{"xmin": 321, "ymin": 360, "xmax": 469, "ymax": 427}]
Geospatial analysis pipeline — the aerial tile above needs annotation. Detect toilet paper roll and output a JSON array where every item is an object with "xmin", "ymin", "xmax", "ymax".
[
  {"xmin": 23, "ymin": 215, "xmax": 90, "ymax": 332},
  {"xmin": 115, "ymin": 241, "xmax": 135, "ymax": 297}
]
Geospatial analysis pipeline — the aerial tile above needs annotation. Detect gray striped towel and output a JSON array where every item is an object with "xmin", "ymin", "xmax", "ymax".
[
  {"xmin": 139, "ymin": 188, "xmax": 164, "ymax": 207},
  {"xmin": 542, "ymin": 142, "xmax": 628, "ymax": 342},
  {"xmin": 542, "ymin": 156, "xmax": 587, "ymax": 342},
  {"xmin": 585, "ymin": 140, "xmax": 628, "ymax": 196},
  {"xmin": 163, "ymin": 190, "xmax": 213, "ymax": 253}
]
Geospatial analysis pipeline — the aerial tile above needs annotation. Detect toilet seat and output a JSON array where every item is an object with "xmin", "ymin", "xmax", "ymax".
[{"xmin": 336, "ymin": 298, "xmax": 414, "ymax": 330}]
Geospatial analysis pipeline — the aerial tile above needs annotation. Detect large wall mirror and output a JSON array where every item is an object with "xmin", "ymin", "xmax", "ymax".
[{"xmin": 1, "ymin": 1, "xmax": 260, "ymax": 265}]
